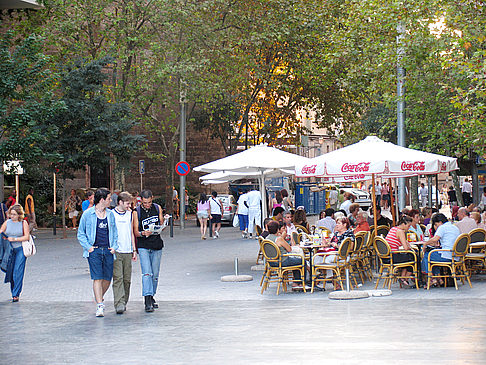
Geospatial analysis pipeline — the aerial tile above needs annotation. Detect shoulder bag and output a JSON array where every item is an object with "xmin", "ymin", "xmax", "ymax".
[{"xmin": 22, "ymin": 236, "xmax": 36, "ymax": 257}]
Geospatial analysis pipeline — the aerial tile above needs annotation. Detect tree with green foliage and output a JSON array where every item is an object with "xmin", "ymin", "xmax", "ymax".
[
  {"xmin": 48, "ymin": 56, "xmax": 142, "ymax": 228},
  {"xmin": 0, "ymin": 32, "xmax": 65, "ymax": 200}
]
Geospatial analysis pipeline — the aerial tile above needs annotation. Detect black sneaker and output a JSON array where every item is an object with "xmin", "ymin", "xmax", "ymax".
[
  {"xmin": 151, "ymin": 296, "xmax": 159, "ymax": 309},
  {"xmin": 144, "ymin": 296, "xmax": 154, "ymax": 312}
]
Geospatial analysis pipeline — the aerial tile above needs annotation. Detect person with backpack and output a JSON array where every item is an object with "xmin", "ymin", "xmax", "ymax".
[{"xmin": 132, "ymin": 189, "xmax": 169, "ymax": 312}]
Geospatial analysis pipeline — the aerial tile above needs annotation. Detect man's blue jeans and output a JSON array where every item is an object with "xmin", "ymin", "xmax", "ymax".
[
  {"xmin": 422, "ymin": 251, "xmax": 452, "ymax": 276},
  {"xmin": 11, "ymin": 246, "xmax": 26, "ymax": 298},
  {"xmin": 138, "ymin": 248, "xmax": 163, "ymax": 296}
]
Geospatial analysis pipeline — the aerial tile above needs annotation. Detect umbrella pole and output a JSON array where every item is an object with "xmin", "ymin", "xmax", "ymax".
[
  {"xmin": 389, "ymin": 178, "xmax": 396, "ymax": 226},
  {"xmin": 372, "ymin": 174, "xmax": 378, "ymax": 230}
]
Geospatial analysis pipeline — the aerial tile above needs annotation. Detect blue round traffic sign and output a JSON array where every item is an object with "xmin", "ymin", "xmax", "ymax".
[{"xmin": 175, "ymin": 161, "xmax": 190, "ymax": 176}]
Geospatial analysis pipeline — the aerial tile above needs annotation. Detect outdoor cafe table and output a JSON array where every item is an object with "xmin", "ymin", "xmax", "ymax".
[{"xmin": 299, "ymin": 235, "xmax": 326, "ymax": 287}]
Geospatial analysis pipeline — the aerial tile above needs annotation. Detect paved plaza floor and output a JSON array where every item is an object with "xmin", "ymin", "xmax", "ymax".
[{"xmin": 1, "ymin": 221, "xmax": 486, "ymax": 364}]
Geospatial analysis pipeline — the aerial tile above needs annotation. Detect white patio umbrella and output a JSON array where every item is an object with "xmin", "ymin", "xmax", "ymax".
[
  {"xmin": 294, "ymin": 136, "xmax": 458, "ymax": 227},
  {"xmin": 199, "ymin": 169, "xmax": 295, "ymax": 185},
  {"xmin": 194, "ymin": 144, "xmax": 308, "ymax": 220}
]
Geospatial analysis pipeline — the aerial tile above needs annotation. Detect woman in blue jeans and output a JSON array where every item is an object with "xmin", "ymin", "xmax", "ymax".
[
  {"xmin": 421, "ymin": 213, "xmax": 460, "ymax": 286},
  {"xmin": 0, "ymin": 205, "xmax": 30, "ymax": 302}
]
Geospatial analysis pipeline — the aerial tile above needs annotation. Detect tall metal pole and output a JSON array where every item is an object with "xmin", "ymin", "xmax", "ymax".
[
  {"xmin": 397, "ymin": 21, "xmax": 406, "ymax": 211},
  {"xmin": 179, "ymin": 87, "xmax": 186, "ymax": 230}
]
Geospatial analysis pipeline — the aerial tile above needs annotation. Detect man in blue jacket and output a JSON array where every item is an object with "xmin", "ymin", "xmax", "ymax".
[{"xmin": 78, "ymin": 188, "xmax": 118, "ymax": 317}]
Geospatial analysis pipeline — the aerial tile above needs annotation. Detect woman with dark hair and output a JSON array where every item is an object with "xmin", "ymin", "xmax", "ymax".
[
  {"xmin": 197, "ymin": 193, "xmax": 210, "ymax": 240},
  {"xmin": 421, "ymin": 213, "xmax": 460, "ymax": 286},
  {"xmin": 266, "ymin": 220, "xmax": 304, "ymax": 290},
  {"xmin": 269, "ymin": 190, "xmax": 283, "ymax": 215},
  {"xmin": 281, "ymin": 189, "xmax": 293, "ymax": 211},
  {"xmin": 293, "ymin": 208, "xmax": 309, "ymax": 232},
  {"xmin": 0, "ymin": 204, "xmax": 31, "ymax": 302},
  {"xmin": 385, "ymin": 215, "xmax": 415, "ymax": 287}
]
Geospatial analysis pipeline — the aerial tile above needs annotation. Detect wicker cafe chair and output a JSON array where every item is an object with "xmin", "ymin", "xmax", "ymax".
[
  {"xmin": 357, "ymin": 231, "xmax": 373, "ymax": 281},
  {"xmin": 426, "ymin": 233, "xmax": 472, "ymax": 290},
  {"xmin": 260, "ymin": 239, "xmax": 306, "ymax": 295},
  {"xmin": 465, "ymin": 228, "xmax": 486, "ymax": 273},
  {"xmin": 419, "ymin": 224, "xmax": 427, "ymax": 233},
  {"xmin": 317, "ymin": 226, "xmax": 332, "ymax": 236},
  {"xmin": 351, "ymin": 231, "xmax": 368, "ymax": 284},
  {"xmin": 311, "ymin": 237, "xmax": 354, "ymax": 292},
  {"xmin": 256, "ymin": 236, "xmax": 264, "ymax": 265},
  {"xmin": 374, "ymin": 236, "xmax": 419, "ymax": 290},
  {"xmin": 291, "ymin": 231, "xmax": 300, "ymax": 246},
  {"xmin": 375, "ymin": 225, "xmax": 390, "ymax": 238},
  {"xmin": 295, "ymin": 224, "xmax": 309, "ymax": 234}
]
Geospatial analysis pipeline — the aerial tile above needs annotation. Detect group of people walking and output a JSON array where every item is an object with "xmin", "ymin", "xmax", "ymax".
[{"xmin": 77, "ymin": 188, "xmax": 169, "ymax": 317}]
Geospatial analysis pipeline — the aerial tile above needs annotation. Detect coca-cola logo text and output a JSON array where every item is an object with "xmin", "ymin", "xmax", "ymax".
[
  {"xmin": 301, "ymin": 164, "xmax": 317, "ymax": 174},
  {"xmin": 344, "ymin": 175, "xmax": 365, "ymax": 180},
  {"xmin": 341, "ymin": 162, "xmax": 370, "ymax": 173},
  {"xmin": 401, "ymin": 161, "xmax": 425, "ymax": 171}
]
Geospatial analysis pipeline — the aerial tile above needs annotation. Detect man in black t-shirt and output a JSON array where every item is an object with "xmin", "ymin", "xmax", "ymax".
[{"xmin": 132, "ymin": 189, "xmax": 169, "ymax": 312}]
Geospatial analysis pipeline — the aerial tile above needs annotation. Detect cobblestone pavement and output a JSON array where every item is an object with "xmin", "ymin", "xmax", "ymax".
[{"xmin": 1, "ymin": 222, "xmax": 486, "ymax": 364}]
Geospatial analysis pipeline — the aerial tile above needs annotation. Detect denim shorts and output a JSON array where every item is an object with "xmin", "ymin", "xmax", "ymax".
[{"xmin": 87, "ymin": 247, "xmax": 114, "ymax": 281}]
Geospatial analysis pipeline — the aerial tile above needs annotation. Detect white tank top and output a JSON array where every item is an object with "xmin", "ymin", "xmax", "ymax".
[{"xmin": 113, "ymin": 209, "xmax": 133, "ymax": 253}]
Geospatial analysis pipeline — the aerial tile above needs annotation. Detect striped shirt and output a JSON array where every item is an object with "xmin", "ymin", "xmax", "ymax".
[{"xmin": 385, "ymin": 226, "xmax": 402, "ymax": 250}]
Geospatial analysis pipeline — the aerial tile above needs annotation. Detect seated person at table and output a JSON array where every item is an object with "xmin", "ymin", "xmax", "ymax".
[
  {"xmin": 455, "ymin": 207, "xmax": 477, "ymax": 234},
  {"xmin": 260, "ymin": 217, "xmax": 272, "ymax": 239},
  {"xmin": 407, "ymin": 209, "xmax": 424, "ymax": 241},
  {"xmin": 316, "ymin": 208, "xmax": 336, "ymax": 233},
  {"xmin": 471, "ymin": 211, "xmax": 486, "ymax": 230},
  {"xmin": 315, "ymin": 217, "xmax": 355, "ymax": 287},
  {"xmin": 421, "ymin": 213, "xmax": 460, "ymax": 286},
  {"xmin": 368, "ymin": 205, "xmax": 392, "ymax": 227},
  {"xmin": 293, "ymin": 208, "xmax": 310, "ymax": 232},
  {"xmin": 348, "ymin": 203, "xmax": 360, "ymax": 227},
  {"xmin": 271, "ymin": 207, "xmax": 285, "ymax": 222},
  {"xmin": 283, "ymin": 212, "xmax": 297, "ymax": 242},
  {"xmin": 266, "ymin": 220, "xmax": 303, "ymax": 289},
  {"xmin": 385, "ymin": 215, "xmax": 415, "ymax": 287},
  {"xmin": 354, "ymin": 211, "xmax": 370, "ymax": 233}
]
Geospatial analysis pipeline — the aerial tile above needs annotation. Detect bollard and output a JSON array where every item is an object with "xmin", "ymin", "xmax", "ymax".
[
  {"xmin": 209, "ymin": 220, "xmax": 213, "ymax": 237},
  {"xmin": 170, "ymin": 216, "xmax": 173, "ymax": 238},
  {"xmin": 53, "ymin": 213, "xmax": 57, "ymax": 236},
  {"xmin": 234, "ymin": 257, "xmax": 239, "ymax": 276},
  {"xmin": 345, "ymin": 268, "xmax": 350, "ymax": 292}
]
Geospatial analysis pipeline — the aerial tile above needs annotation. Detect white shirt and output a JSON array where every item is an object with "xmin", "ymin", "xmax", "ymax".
[
  {"xmin": 462, "ymin": 181, "xmax": 472, "ymax": 193},
  {"xmin": 246, "ymin": 190, "xmax": 261, "ymax": 209},
  {"xmin": 286, "ymin": 223, "xmax": 297, "ymax": 237},
  {"xmin": 375, "ymin": 184, "xmax": 382, "ymax": 196},
  {"xmin": 113, "ymin": 208, "xmax": 133, "ymax": 253},
  {"xmin": 340, "ymin": 200, "xmax": 352, "ymax": 215},
  {"xmin": 209, "ymin": 197, "xmax": 222, "ymax": 215},
  {"xmin": 237, "ymin": 193, "xmax": 249, "ymax": 215},
  {"xmin": 317, "ymin": 216, "xmax": 336, "ymax": 232},
  {"xmin": 419, "ymin": 186, "xmax": 428, "ymax": 197}
]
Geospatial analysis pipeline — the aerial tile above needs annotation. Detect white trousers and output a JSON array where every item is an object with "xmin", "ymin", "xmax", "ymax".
[{"xmin": 248, "ymin": 208, "xmax": 261, "ymax": 235}]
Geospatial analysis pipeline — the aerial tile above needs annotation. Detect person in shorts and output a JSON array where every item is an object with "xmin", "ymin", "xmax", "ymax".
[
  {"xmin": 197, "ymin": 193, "xmax": 210, "ymax": 240},
  {"xmin": 209, "ymin": 191, "xmax": 223, "ymax": 239},
  {"xmin": 77, "ymin": 188, "xmax": 118, "ymax": 317}
]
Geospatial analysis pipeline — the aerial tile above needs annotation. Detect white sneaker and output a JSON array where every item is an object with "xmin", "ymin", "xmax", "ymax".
[
  {"xmin": 213, "ymin": 235, "xmax": 217, "ymax": 239},
  {"xmin": 215, "ymin": 231, "xmax": 219, "ymax": 238},
  {"xmin": 96, "ymin": 304, "xmax": 104, "ymax": 317}
]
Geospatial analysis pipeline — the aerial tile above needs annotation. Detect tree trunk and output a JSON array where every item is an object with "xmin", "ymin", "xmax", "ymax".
[
  {"xmin": 472, "ymin": 161, "xmax": 479, "ymax": 205},
  {"xmin": 410, "ymin": 175, "xmax": 419, "ymax": 209},
  {"xmin": 451, "ymin": 170, "xmax": 463, "ymax": 206}
]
